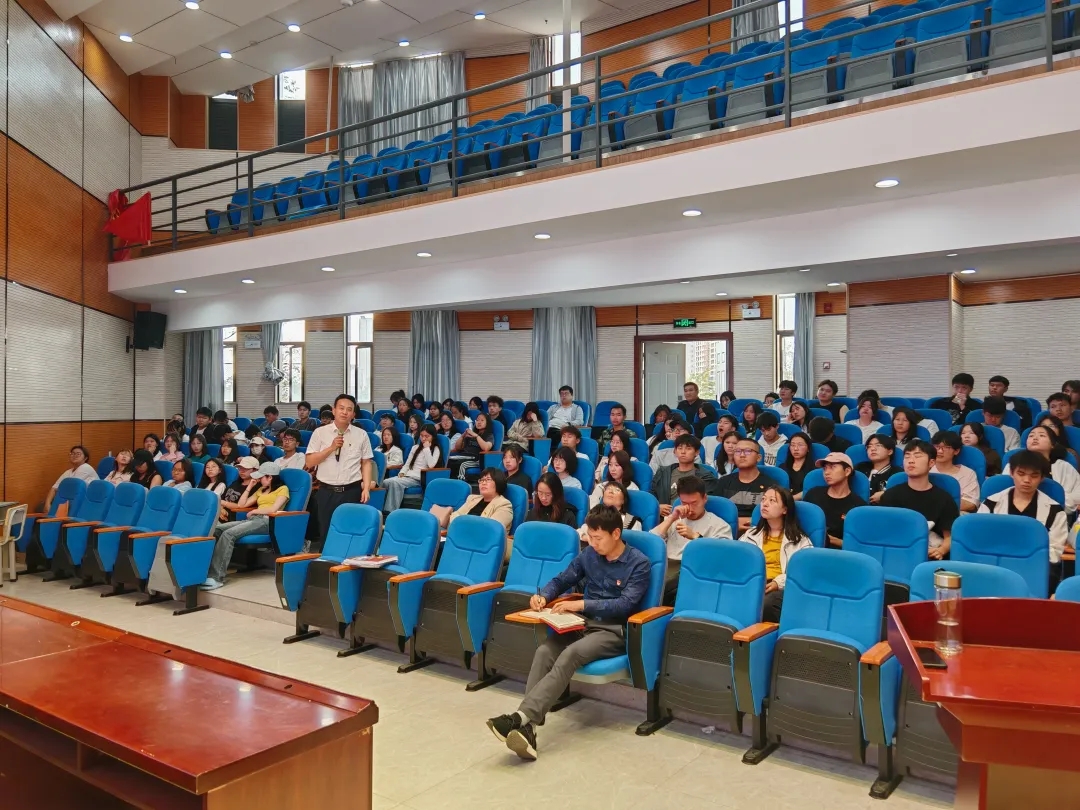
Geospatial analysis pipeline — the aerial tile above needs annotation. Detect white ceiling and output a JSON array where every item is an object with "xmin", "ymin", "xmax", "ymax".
[{"xmin": 49, "ymin": 0, "xmax": 664, "ymax": 96}]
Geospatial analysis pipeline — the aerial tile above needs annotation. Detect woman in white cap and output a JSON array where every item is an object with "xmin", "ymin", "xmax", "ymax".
[{"xmin": 201, "ymin": 461, "xmax": 289, "ymax": 590}]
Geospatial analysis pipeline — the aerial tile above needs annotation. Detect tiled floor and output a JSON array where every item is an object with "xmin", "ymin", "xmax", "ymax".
[{"xmin": 4, "ymin": 574, "xmax": 954, "ymax": 810}]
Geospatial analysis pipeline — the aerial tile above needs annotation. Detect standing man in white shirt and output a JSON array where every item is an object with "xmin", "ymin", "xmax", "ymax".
[
  {"xmin": 305, "ymin": 394, "xmax": 374, "ymax": 549},
  {"xmin": 546, "ymin": 385, "xmax": 585, "ymax": 441},
  {"xmin": 45, "ymin": 445, "xmax": 98, "ymax": 511}
]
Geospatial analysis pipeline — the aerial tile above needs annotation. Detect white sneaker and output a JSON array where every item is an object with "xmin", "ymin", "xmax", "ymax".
[{"xmin": 199, "ymin": 578, "xmax": 224, "ymax": 591}]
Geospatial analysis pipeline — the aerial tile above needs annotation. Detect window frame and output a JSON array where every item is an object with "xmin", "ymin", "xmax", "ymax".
[
  {"xmin": 276, "ymin": 320, "xmax": 306, "ymax": 404},
  {"xmin": 551, "ymin": 32, "xmax": 582, "ymax": 86},
  {"xmin": 775, "ymin": 295, "xmax": 796, "ymax": 385},
  {"xmin": 345, "ymin": 314, "xmax": 374, "ymax": 407},
  {"xmin": 222, "ymin": 326, "xmax": 237, "ymax": 404}
]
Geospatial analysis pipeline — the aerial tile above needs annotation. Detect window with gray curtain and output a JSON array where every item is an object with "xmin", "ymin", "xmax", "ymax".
[
  {"xmin": 183, "ymin": 330, "xmax": 224, "ymax": 422},
  {"xmin": 338, "ymin": 53, "xmax": 467, "ymax": 158},
  {"xmin": 262, "ymin": 322, "xmax": 283, "ymax": 384},
  {"xmin": 531, "ymin": 307, "xmax": 598, "ymax": 405},
  {"xmin": 526, "ymin": 36, "xmax": 552, "ymax": 111},
  {"xmin": 793, "ymin": 292, "xmax": 815, "ymax": 396},
  {"xmin": 733, "ymin": 0, "xmax": 780, "ymax": 49},
  {"xmin": 409, "ymin": 310, "xmax": 460, "ymax": 403}
]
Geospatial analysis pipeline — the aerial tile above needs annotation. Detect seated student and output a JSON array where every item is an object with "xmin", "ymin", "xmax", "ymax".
[
  {"xmin": 931, "ymin": 431, "xmax": 980, "ymax": 512},
  {"xmin": 979, "ymin": 450, "xmax": 1068, "ymax": 566},
  {"xmin": 551, "ymin": 425, "xmax": 590, "ymax": 466},
  {"xmin": 45, "ymin": 445, "xmax": 99, "ymax": 510},
  {"xmin": 450, "ymin": 401, "xmax": 473, "ymax": 428},
  {"xmin": 502, "ymin": 445, "xmax": 533, "ymax": 492},
  {"xmin": 318, "ymin": 409, "xmax": 334, "ymax": 427},
  {"xmin": 787, "ymin": 401, "xmax": 811, "ymax": 432},
  {"xmin": 427, "ymin": 401, "xmax": 444, "ymax": 423},
  {"xmin": 715, "ymin": 438, "xmax": 773, "ymax": 533},
  {"xmin": 780, "ymin": 431, "xmax": 814, "ymax": 498},
  {"xmin": 770, "ymin": 380, "xmax": 797, "ymax": 420},
  {"xmin": 1038, "ymin": 414, "xmax": 1080, "ymax": 468},
  {"xmin": 486, "ymin": 505, "xmax": 651, "ymax": 761},
  {"xmin": 390, "ymin": 390, "xmax": 407, "ymax": 408},
  {"xmin": 647, "ymin": 405, "xmax": 672, "ymax": 453},
  {"xmin": 593, "ymin": 450, "xmax": 639, "ymax": 506},
  {"xmin": 988, "ymin": 375, "xmax": 1032, "ymax": 429},
  {"xmin": 1048, "ymin": 391, "xmax": 1075, "ymax": 428},
  {"xmin": 740, "ymin": 402, "xmax": 763, "ymax": 435},
  {"xmin": 596, "ymin": 430, "xmax": 636, "ymax": 482},
  {"xmin": 377, "ymin": 413, "xmax": 396, "ymax": 433},
  {"xmin": 550, "ymin": 447, "xmax": 582, "ymax": 491},
  {"xmin": 169, "ymin": 413, "xmax": 187, "ymax": 438},
  {"xmin": 207, "ymin": 410, "xmax": 236, "ymax": 444},
  {"xmin": 802, "ymin": 452, "xmax": 867, "ymax": 547},
  {"xmin": 653, "ymin": 476, "xmax": 733, "ymax": 603},
  {"xmin": 740, "ymin": 485, "xmax": 813, "ymax": 622},
  {"xmin": 198, "ymin": 459, "xmax": 228, "ymax": 497},
  {"xmin": 763, "ymin": 393, "xmax": 779, "ymax": 409},
  {"xmin": 378, "ymin": 426, "xmax": 404, "ymax": 472},
  {"xmin": 809, "ymin": 415, "xmax": 853, "ymax": 453},
  {"xmin": 713, "ymin": 431, "xmax": 741, "ymax": 476},
  {"xmin": 129, "ymin": 450, "xmax": 163, "ymax": 489},
  {"xmin": 960, "ymin": 422, "xmax": 1003, "ymax": 478},
  {"xmin": 505, "ymin": 402, "xmax": 546, "ymax": 451},
  {"xmin": 144, "ymin": 433, "xmax": 163, "ymax": 460},
  {"xmin": 383, "ymin": 425, "xmax": 442, "ymax": 513},
  {"xmin": 278, "ymin": 429, "xmax": 308, "ymax": 471},
  {"xmin": 469, "ymin": 396, "xmax": 485, "ymax": 413},
  {"xmin": 396, "ymin": 397, "xmax": 414, "ymax": 423},
  {"xmin": 164, "ymin": 459, "xmax": 195, "ymax": 493},
  {"xmin": 702, "ymin": 414, "xmax": 740, "ymax": 463},
  {"xmin": 879, "ymin": 439, "xmax": 960, "ymax": 560},
  {"xmin": 435, "ymin": 468, "xmax": 513, "ymax": 536},
  {"xmin": 676, "ymin": 382, "xmax": 703, "ymax": 424},
  {"xmin": 247, "ymin": 435, "xmax": 268, "ymax": 461},
  {"xmin": 581, "ymin": 481, "xmax": 641, "ymax": 538},
  {"xmin": 217, "ymin": 437, "xmax": 241, "ymax": 466},
  {"xmin": 526, "ymin": 472, "xmax": 579, "ymax": 527},
  {"xmin": 650, "ymin": 419, "xmax": 691, "ymax": 472},
  {"xmin": 1064, "ymin": 380, "xmax": 1080, "ymax": 410},
  {"xmin": 1005, "ymin": 426, "xmax": 1080, "ymax": 514},
  {"xmin": 853, "ymin": 395, "xmax": 885, "ymax": 442},
  {"xmin": 652, "ymin": 434, "xmax": 719, "ymax": 517},
  {"xmin": 435, "ymin": 412, "xmax": 459, "ymax": 443},
  {"xmin": 405, "ymin": 413, "xmax": 425, "ymax": 442},
  {"xmin": 104, "ymin": 449, "xmax": 134, "ymax": 484},
  {"xmin": 448, "ymin": 412, "xmax": 494, "ymax": 480},
  {"xmin": 486, "ymin": 395, "xmax": 513, "ymax": 431},
  {"xmin": 889, "ymin": 406, "xmax": 922, "ymax": 449},
  {"xmin": 693, "ymin": 401, "xmax": 719, "ymax": 439},
  {"xmin": 546, "ymin": 385, "xmax": 585, "ymax": 441},
  {"xmin": 719, "ymin": 390, "xmax": 735, "ymax": 411},
  {"xmin": 191, "ymin": 407, "xmax": 213, "ymax": 439},
  {"xmin": 267, "ymin": 420, "xmax": 289, "ymax": 445},
  {"xmin": 756, "ymin": 411, "xmax": 788, "ymax": 466},
  {"xmin": 411, "ymin": 393, "xmax": 427, "ymax": 413},
  {"xmin": 981, "ymin": 396, "xmax": 1021, "ymax": 452},
  {"xmin": 220, "ymin": 456, "xmax": 259, "ymax": 521},
  {"xmin": 597, "ymin": 403, "xmax": 629, "ymax": 447},
  {"xmin": 158, "ymin": 433, "xmax": 185, "ymax": 463},
  {"xmin": 441, "ymin": 397, "xmax": 456, "ymax": 413},
  {"xmin": 292, "ymin": 401, "xmax": 319, "ymax": 432},
  {"xmin": 815, "ymin": 379, "xmax": 844, "ymax": 421},
  {"xmin": 262, "ymin": 406, "xmax": 281, "ymax": 436},
  {"xmin": 859, "ymin": 389, "xmax": 890, "ymax": 416},
  {"xmin": 187, "ymin": 435, "xmax": 211, "ymax": 464},
  {"xmin": 929, "ymin": 373, "xmax": 979, "ymax": 426},
  {"xmin": 856, "ymin": 434, "xmax": 903, "ymax": 503}
]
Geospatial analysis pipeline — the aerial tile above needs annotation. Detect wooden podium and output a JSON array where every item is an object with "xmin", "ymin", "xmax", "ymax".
[{"xmin": 888, "ymin": 598, "xmax": 1080, "ymax": 810}]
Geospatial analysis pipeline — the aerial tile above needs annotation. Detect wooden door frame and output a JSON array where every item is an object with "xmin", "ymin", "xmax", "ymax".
[{"xmin": 633, "ymin": 332, "xmax": 735, "ymax": 423}]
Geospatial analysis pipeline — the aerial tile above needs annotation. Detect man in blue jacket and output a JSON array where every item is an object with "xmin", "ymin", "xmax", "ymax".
[{"xmin": 486, "ymin": 505, "xmax": 651, "ymax": 761}]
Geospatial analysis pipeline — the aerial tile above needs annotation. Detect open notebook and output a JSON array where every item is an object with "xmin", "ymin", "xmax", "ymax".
[
  {"xmin": 341, "ymin": 554, "xmax": 398, "ymax": 568},
  {"xmin": 514, "ymin": 609, "xmax": 586, "ymax": 633}
]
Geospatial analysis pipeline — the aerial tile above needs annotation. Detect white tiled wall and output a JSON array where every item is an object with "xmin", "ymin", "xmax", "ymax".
[
  {"xmin": 82, "ymin": 309, "xmax": 134, "ymax": 420},
  {"xmin": 235, "ymin": 331, "xmax": 277, "ymax": 417},
  {"xmin": 83, "ymin": 77, "xmax": 130, "ymax": 202},
  {"xmin": 460, "ymin": 330, "xmax": 532, "ymax": 401},
  {"xmin": 950, "ymin": 300, "xmax": 965, "ymax": 378},
  {"xmin": 596, "ymin": 326, "xmax": 636, "ymax": 407},
  {"xmin": 731, "ymin": 318, "xmax": 775, "ymax": 398},
  {"xmin": 134, "ymin": 337, "xmax": 165, "ymax": 420},
  {"xmin": 373, "ymin": 331, "xmax": 410, "ymax": 407},
  {"xmin": 813, "ymin": 315, "xmax": 848, "ymax": 394},
  {"xmin": 849, "ymin": 301, "xmax": 952, "ymax": 396},
  {"xmin": 304, "ymin": 330, "xmax": 346, "ymax": 409}
]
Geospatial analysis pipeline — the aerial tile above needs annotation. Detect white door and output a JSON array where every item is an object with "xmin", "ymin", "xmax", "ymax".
[{"xmin": 644, "ymin": 342, "xmax": 686, "ymax": 417}]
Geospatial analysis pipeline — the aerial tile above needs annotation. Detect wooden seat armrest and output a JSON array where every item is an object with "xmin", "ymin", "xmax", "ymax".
[
  {"xmin": 628, "ymin": 606, "xmax": 674, "ymax": 625},
  {"xmin": 457, "ymin": 581, "xmax": 504, "ymax": 595},
  {"xmin": 36, "ymin": 517, "xmax": 74, "ymax": 524},
  {"xmin": 129, "ymin": 530, "xmax": 171, "ymax": 539},
  {"xmin": 733, "ymin": 622, "xmax": 779, "ymax": 643},
  {"xmin": 388, "ymin": 570, "xmax": 436, "ymax": 584},
  {"xmin": 424, "ymin": 467, "xmax": 450, "ymax": 473},
  {"xmin": 27, "ymin": 512, "xmax": 47, "ymax": 518},
  {"xmin": 329, "ymin": 564, "xmax": 360, "ymax": 573},
  {"xmin": 63, "ymin": 521, "xmax": 103, "ymax": 528},
  {"xmin": 277, "ymin": 553, "xmax": 321, "ymax": 563},
  {"xmin": 269, "ymin": 510, "xmax": 307, "ymax": 517},
  {"xmin": 505, "ymin": 611, "xmax": 544, "ymax": 625},
  {"xmin": 164, "ymin": 536, "xmax": 214, "ymax": 545},
  {"xmin": 95, "ymin": 525, "xmax": 133, "ymax": 533},
  {"xmin": 860, "ymin": 641, "xmax": 894, "ymax": 666}
]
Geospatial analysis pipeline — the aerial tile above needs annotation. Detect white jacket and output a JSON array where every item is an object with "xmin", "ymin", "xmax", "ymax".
[
  {"xmin": 1003, "ymin": 458, "xmax": 1080, "ymax": 514},
  {"xmin": 978, "ymin": 487, "xmax": 1069, "ymax": 563},
  {"xmin": 739, "ymin": 526, "xmax": 812, "ymax": 589}
]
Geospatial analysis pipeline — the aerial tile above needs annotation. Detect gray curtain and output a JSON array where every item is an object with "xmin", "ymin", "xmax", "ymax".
[
  {"xmin": 339, "ymin": 53, "xmax": 466, "ymax": 158},
  {"xmin": 261, "ymin": 322, "xmax": 283, "ymax": 384},
  {"xmin": 183, "ymin": 330, "xmax": 224, "ymax": 422},
  {"xmin": 531, "ymin": 307, "xmax": 597, "ymax": 405},
  {"xmin": 526, "ymin": 36, "xmax": 552, "ymax": 111},
  {"xmin": 793, "ymin": 292, "xmax": 815, "ymax": 397},
  {"xmin": 733, "ymin": 0, "xmax": 780, "ymax": 49},
  {"xmin": 408, "ymin": 310, "xmax": 460, "ymax": 403}
]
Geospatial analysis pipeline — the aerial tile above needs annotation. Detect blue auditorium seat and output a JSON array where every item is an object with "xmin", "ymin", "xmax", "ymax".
[
  {"xmin": 110, "ymin": 486, "xmax": 205, "ymax": 596},
  {"xmin": 980, "ymin": 473, "xmax": 1065, "ymax": 505},
  {"xmin": 842, "ymin": 506, "xmax": 929, "ymax": 606},
  {"xmin": 272, "ymin": 176, "xmax": 299, "ymax": 219},
  {"xmin": 579, "ymin": 83, "xmax": 630, "ymax": 155},
  {"xmin": 563, "ymin": 488, "xmax": 589, "ymax": 527},
  {"xmin": 229, "ymin": 468, "xmax": 311, "ymax": 557},
  {"xmin": 398, "ymin": 140, "xmax": 439, "ymax": 192},
  {"xmin": 844, "ymin": 16, "xmax": 912, "ymax": 98},
  {"xmin": 324, "ymin": 160, "xmax": 347, "ymax": 206},
  {"xmin": 1055, "ymin": 574, "xmax": 1080, "ymax": 601},
  {"xmin": 95, "ymin": 455, "xmax": 116, "ymax": 479},
  {"xmin": 950, "ymin": 512, "xmax": 1049, "ymax": 597},
  {"xmin": 914, "ymin": 0, "xmax": 981, "ymax": 84},
  {"xmin": 33, "ymin": 479, "xmax": 114, "ymax": 578},
  {"xmin": 88, "ymin": 486, "xmax": 181, "ymax": 592},
  {"xmin": 54, "ymin": 481, "xmax": 146, "ymax": 581},
  {"xmin": 501, "ymin": 106, "xmax": 553, "ymax": 170},
  {"xmin": 628, "ymin": 70, "xmax": 659, "ymax": 89},
  {"xmin": 627, "ymin": 489, "xmax": 661, "ymax": 530},
  {"xmin": 623, "ymin": 75, "xmax": 678, "ymax": 145},
  {"xmin": 297, "ymin": 169, "xmax": 329, "ymax": 213},
  {"xmin": 789, "ymin": 36, "xmax": 841, "ymax": 111},
  {"xmin": 349, "ymin": 155, "xmax": 378, "ymax": 201}
]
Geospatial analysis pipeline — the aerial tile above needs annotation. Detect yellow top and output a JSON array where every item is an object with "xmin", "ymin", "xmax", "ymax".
[
  {"xmin": 257, "ymin": 485, "xmax": 289, "ymax": 511},
  {"xmin": 763, "ymin": 531, "xmax": 783, "ymax": 582}
]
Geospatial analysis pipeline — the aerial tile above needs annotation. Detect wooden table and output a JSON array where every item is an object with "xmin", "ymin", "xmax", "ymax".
[{"xmin": 0, "ymin": 595, "xmax": 378, "ymax": 809}]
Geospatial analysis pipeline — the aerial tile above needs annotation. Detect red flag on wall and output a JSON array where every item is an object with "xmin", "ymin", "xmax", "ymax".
[{"xmin": 103, "ymin": 191, "xmax": 152, "ymax": 260}]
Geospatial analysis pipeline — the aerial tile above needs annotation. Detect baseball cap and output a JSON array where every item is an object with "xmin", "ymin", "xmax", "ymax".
[
  {"xmin": 237, "ymin": 456, "xmax": 259, "ymax": 470},
  {"xmin": 250, "ymin": 436, "xmax": 266, "ymax": 446},
  {"xmin": 816, "ymin": 451, "xmax": 853, "ymax": 469},
  {"xmin": 254, "ymin": 462, "xmax": 281, "ymax": 478}
]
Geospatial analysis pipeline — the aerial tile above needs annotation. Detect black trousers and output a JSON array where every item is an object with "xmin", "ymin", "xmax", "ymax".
[
  {"xmin": 313, "ymin": 484, "xmax": 361, "ymax": 551},
  {"xmin": 762, "ymin": 589, "xmax": 784, "ymax": 623},
  {"xmin": 662, "ymin": 559, "xmax": 681, "ymax": 606}
]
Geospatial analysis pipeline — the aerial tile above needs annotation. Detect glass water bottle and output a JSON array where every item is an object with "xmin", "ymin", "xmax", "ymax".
[{"xmin": 934, "ymin": 569, "xmax": 962, "ymax": 658}]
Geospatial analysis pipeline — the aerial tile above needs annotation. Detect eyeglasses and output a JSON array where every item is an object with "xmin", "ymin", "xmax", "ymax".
[{"xmin": 733, "ymin": 449, "xmax": 759, "ymax": 457}]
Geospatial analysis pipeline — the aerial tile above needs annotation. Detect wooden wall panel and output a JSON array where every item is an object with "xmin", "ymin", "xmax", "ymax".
[
  {"xmin": 168, "ymin": 79, "xmax": 181, "ymax": 146},
  {"xmin": 7, "ymin": 423, "xmax": 81, "ymax": 510},
  {"xmin": 815, "ymin": 290, "xmax": 847, "ymax": 315},
  {"xmin": 458, "ymin": 310, "xmax": 534, "ymax": 330},
  {"xmin": 8, "ymin": 141, "xmax": 82, "ymax": 303},
  {"xmin": 140, "ymin": 76, "xmax": 170, "ymax": 137},
  {"xmin": 849, "ymin": 275, "xmax": 950, "ymax": 307},
  {"xmin": 82, "ymin": 421, "xmax": 136, "ymax": 459},
  {"xmin": 305, "ymin": 68, "xmax": 339, "ymax": 153},
  {"xmin": 584, "ymin": 1, "xmax": 710, "ymax": 89},
  {"xmin": 136, "ymin": 420, "xmax": 168, "ymax": 441},
  {"xmin": 177, "ymin": 94, "xmax": 207, "ymax": 149},
  {"xmin": 956, "ymin": 273, "xmax": 1080, "ymax": 306},
  {"xmin": 709, "ymin": 0, "xmax": 734, "ymax": 51},
  {"xmin": 83, "ymin": 26, "xmax": 128, "ymax": 119},
  {"xmin": 0, "ymin": 134, "xmax": 7, "ymax": 278},
  {"xmin": 596, "ymin": 306, "xmax": 638, "ymax": 327},
  {"xmin": 82, "ymin": 191, "xmax": 134, "ymax": 320},
  {"xmin": 238, "ymin": 78, "xmax": 276, "ymax": 152},
  {"xmin": 466, "ymin": 54, "xmax": 530, "ymax": 124},
  {"xmin": 16, "ymin": 0, "xmax": 83, "ymax": 69},
  {"xmin": 128, "ymin": 73, "xmax": 143, "ymax": 133},
  {"xmin": 806, "ymin": 0, "xmax": 871, "ymax": 29},
  {"xmin": 307, "ymin": 316, "xmax": 344, "ymax": 331},
  {"xmin": 373, "ymin": 311, "xmax": 410, "ymax": 331},
  {"xmin": 637, "ymin": 300, "xmax": 730, "ymax": 324}
]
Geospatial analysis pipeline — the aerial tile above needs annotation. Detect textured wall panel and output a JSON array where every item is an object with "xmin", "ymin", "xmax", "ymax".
[
  {"xmin": 83, "ymin": 77, "xmax": 130, "ymax": 203},
  {"xmin": 83, "ymin": 25, "xmax": 128, "ymax": 119},
  {"xmin": 164, "ymin": 331, "xmax": 184, "ymax": 417},
  {"xmin": 0, "ymin": 3, "xmax": 8, "ymax": 134},
  {"xmin": 460, "ymin": 330, "xmax": 532, "ymax": 402},
  {"xmin": 6, "ymin": 283, "xmax": 82, "ymax": 422},
  {"xmin": 731, "ymin": 319, "xmax": 775, "ymax": 398},
  {"xmin": 235, "ymin": 331, "xmax": 276, "ymax": 417},
  {"xmin": 596, "ymin": 326, "xmax": 636, "ymax": 409},
  {"xmin": 139, "ymin": 75, "xmax": 171, "ymax": 137},
  {"xmin": 178, "ymin": 94, "xmax": 207, "ymax": 149},
  {"xmin": 814, "ymin": 315, "xmax": 848, "ymax": 395},
  {"xmin": 304, "ymin": 330, "xmax": 345, "ymax": 411},
  {"xmin": 305, "ymin": 68, "xmax": 338, "ymax": 153},
  {"xmin": 950, "ymin": 300, "xmax": 965, "ymax": 378},
  {"xmin": 373, "ymin": 331, "xmax": 409, "ymax": 408},
  {"xmin": 82, "ymin": 309, "xmax": 134, "ymax": 420},
  {"xmin": 134, "ymin": 335, "xmax": 165, "ymax": 420},
  {"xmin": 129, "ymin": 124, "xmax": 142, "ymax": 186},
  {"xmin": 238, "ymin": 78, "xmax": 276, "ymax": 152},
  {"xmin": 7, "ymin": 423, "xmax": 79, "ymax": 509},
  {"xmin": 9, "ymin": 0, "xmax": 83, "ymax": 186},
  {"xmin": 0, "ymin": 286, "xmax": 6, "ymax": 420},
  {"xmin": 466, "ymin": 54, "xmax": 530, "ymax": 124},
  {"xmin": 849, "ymin": 301, "xmax": 951, "ymax": 396}
]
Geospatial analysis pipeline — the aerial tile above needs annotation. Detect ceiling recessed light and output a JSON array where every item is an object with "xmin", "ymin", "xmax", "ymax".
[
  {"xmin": 320, "ymin": 266, "xmax": 335, "ymax": 272},
  {"xmin": 119, "ymin": 34, "xmax": 133, "ymax": 42},
  {"xmin": 534, "ymin": 233, "xmax": 551, "ymax": 240},
  {"xmin": 875, "ymin": 178, "xmax": 899, "ymax": 188},
  {"xmin": 174, "ymin": 288, "xmax": 187, "ymax": 294},
  {"xmin": 241, "ymin": 278, "xmax": 254, "ymax": 284},
  {"xmin": 682, "ymin": 209, "xmax": 702, "ymax": 217},
  {"xmin": 416, "ymin": 251, "xmax": 432, "ymax": 258},
  {"xmin": 398, "ymin": 40, "xmax": 410, "ymax": 47},
  {"xmin": 679, "ymin": 280, "xmax": 691, "ymax": 284},
  {"xmin": 185, "ymin": 1, "xmax": 199, "ymax": 9},
  {"xmin": 960, "ymin": 268, "xmax": 977, "ymax": 275},
  {"xmin": 799, "ymin": 268, "xmax": 811, "ymax": 272},
  {"xmin": 946, "ymin": 252, "xmax": 958, "ymax": 257},
  {"xmin": 287, "ymin": 23, "xmax": 301, "ymax": 32},
  {"xmin": 474, "ymin": 12, "xmax": 486, "ymax": 19},
  {"xmin": 715, "ymin": 292, "xmax": 727, "ymax": 297},
  {"xmin": 827, "ymin": 282, "xmax": 842, "ymax": 287},
  {"xmin": 220, "ymin": 51, "xmax": 232, "ymax": 59}
]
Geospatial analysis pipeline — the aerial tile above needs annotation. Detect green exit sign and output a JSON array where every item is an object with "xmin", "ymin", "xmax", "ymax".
[{"xmin": 672, "ymin": 318, "xmax": 697, "ymax": 329}]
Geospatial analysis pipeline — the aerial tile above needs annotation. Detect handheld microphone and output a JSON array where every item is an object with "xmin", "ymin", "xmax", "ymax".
[{"xmin": 335, "ymin": 428, "xmax": 346, "ymax": 461}]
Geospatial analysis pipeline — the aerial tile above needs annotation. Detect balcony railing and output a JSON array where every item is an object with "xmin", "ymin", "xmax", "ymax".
[{"xmin": 119, "ymin": 0, "xmax": 1075, "ymax": 257}]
